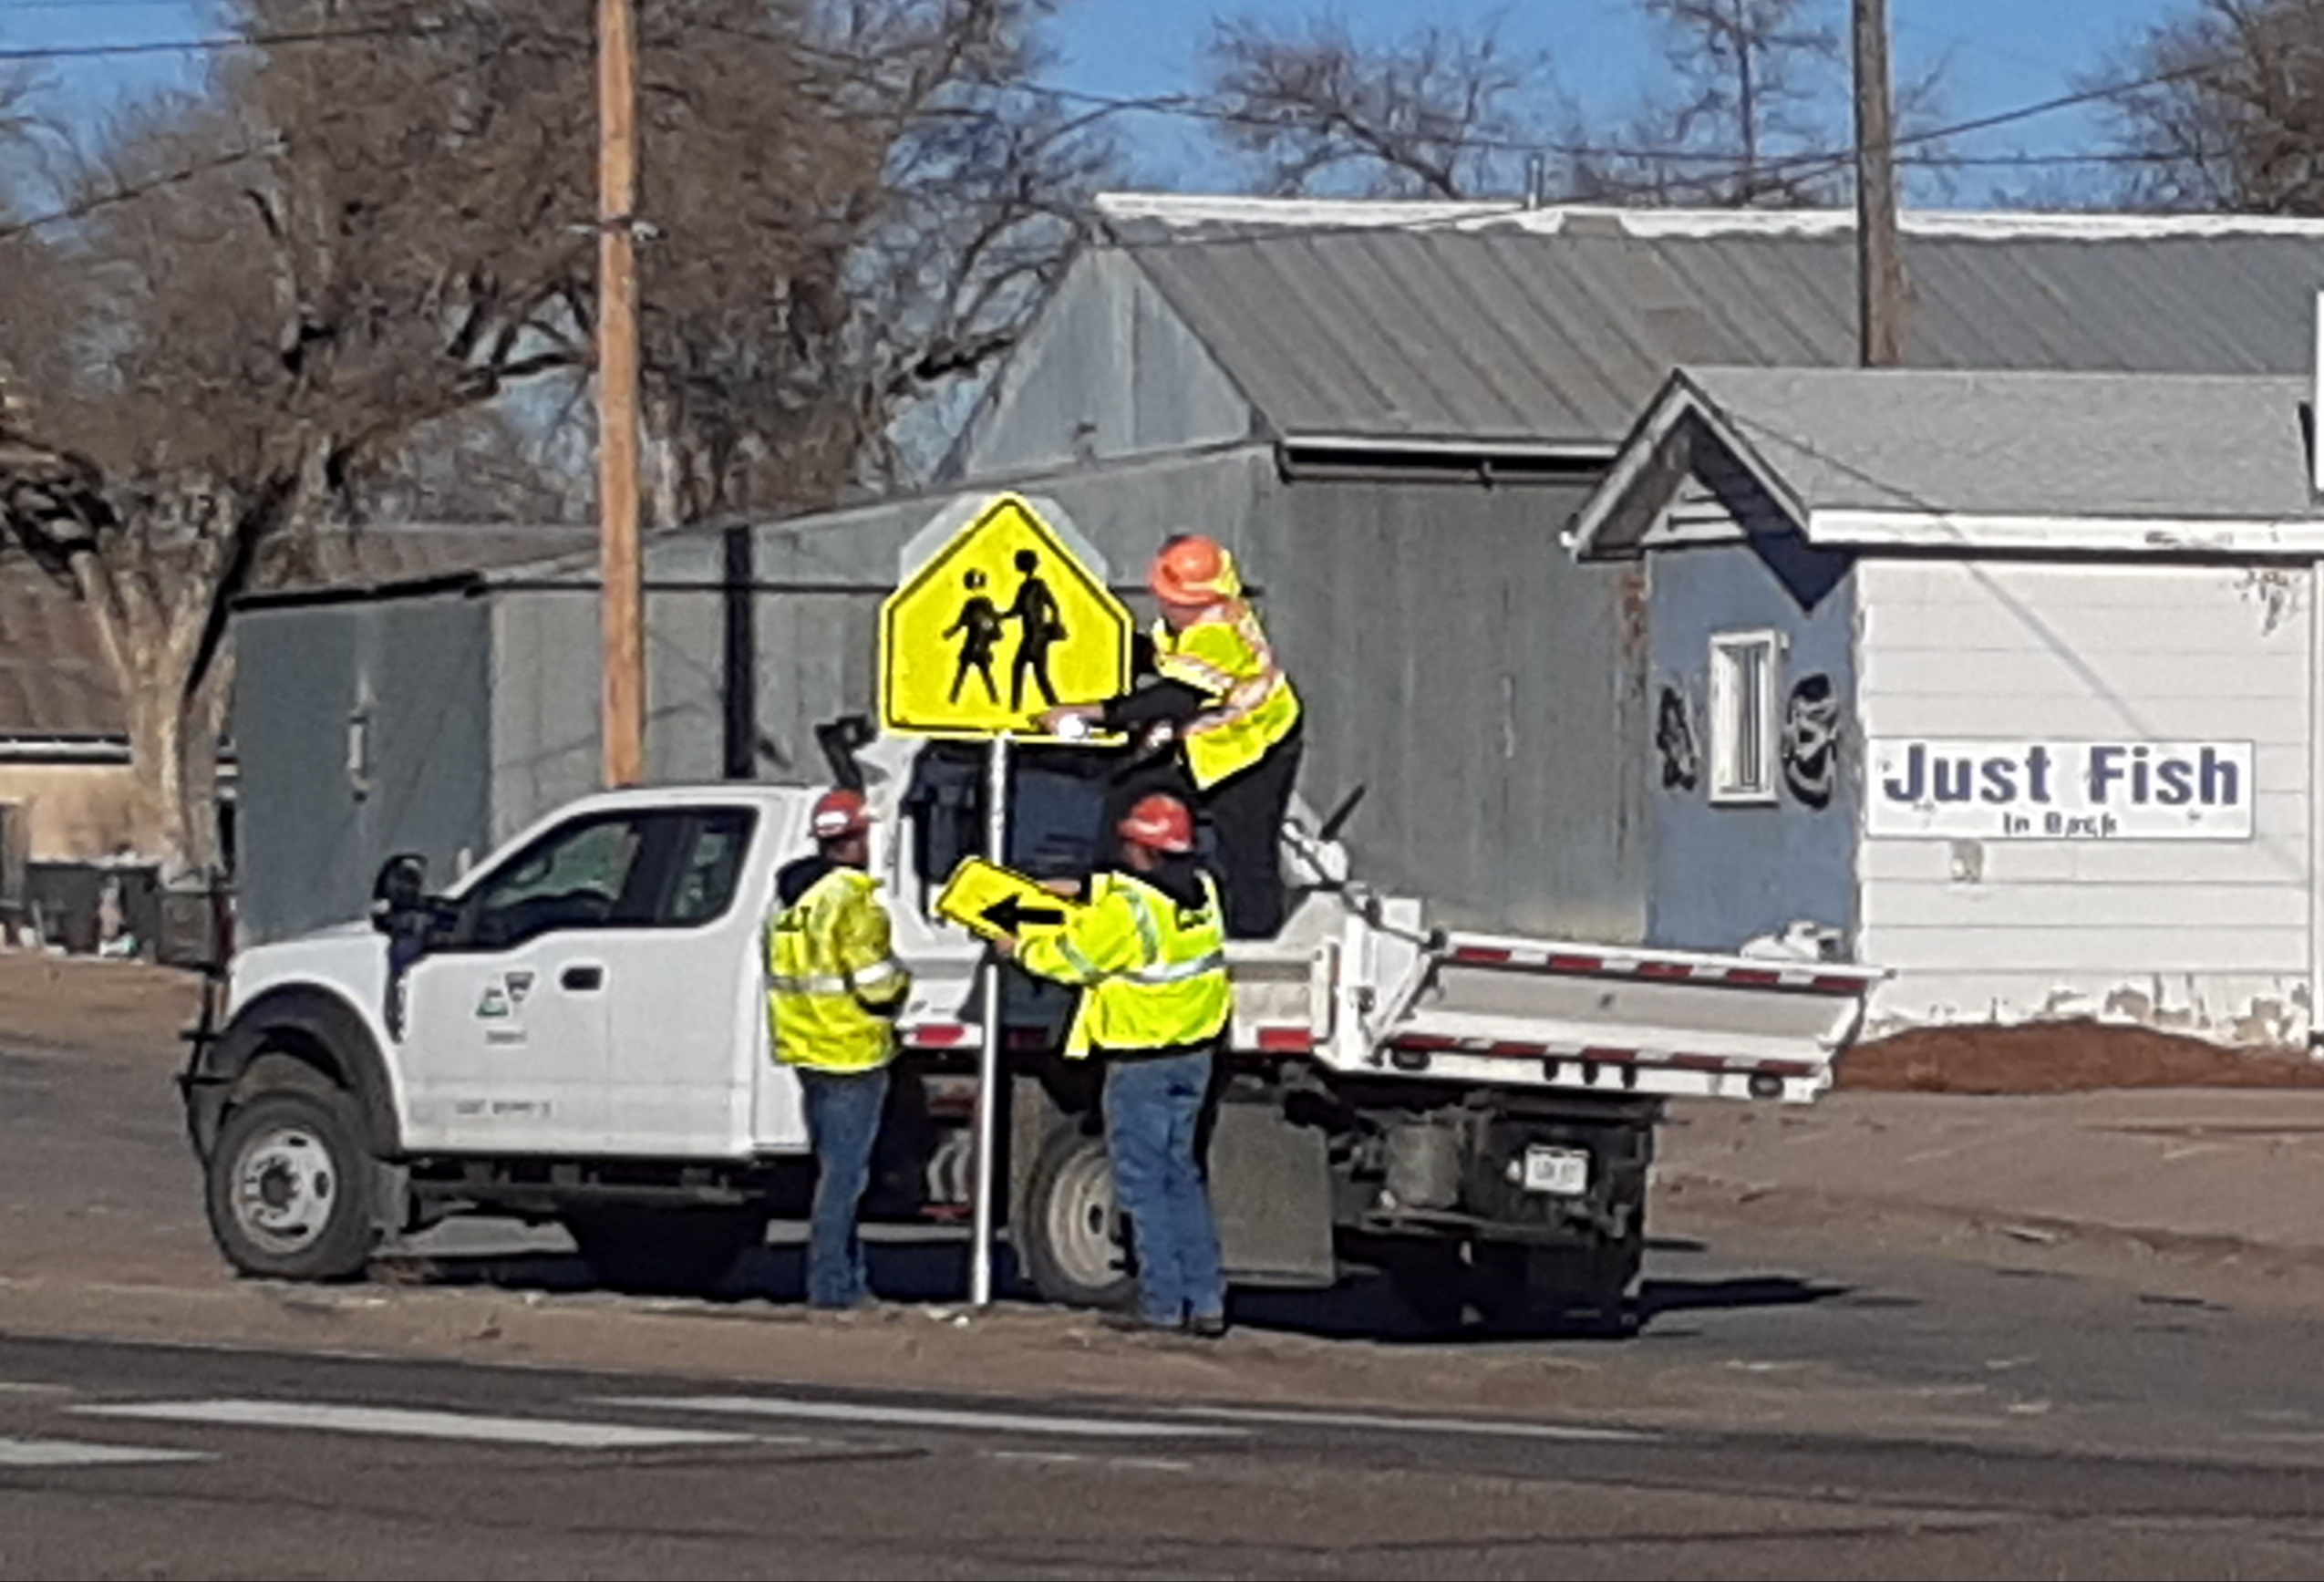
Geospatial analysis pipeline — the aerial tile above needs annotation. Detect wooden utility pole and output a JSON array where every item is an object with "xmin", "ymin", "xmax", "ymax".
[
  {"xmin": 597, "ymin": 0, "xmax": 646, "ymax": 786},
  {"xmin": 1851, "ymin": 0, "xmax": 1906, "ymax": 367}
]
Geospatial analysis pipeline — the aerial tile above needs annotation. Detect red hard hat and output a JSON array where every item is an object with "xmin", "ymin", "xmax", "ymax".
[
  {"xmin": 1149, "ymin": 534, "xmax": 1242, "ymax": 606},
  {"xmin": 810, "ymin": 788, "xmax": 872, "ymax": 840},
  {"xmin": 1119, "ymin": 793, "xmax": 1196, "ymax": 854}
]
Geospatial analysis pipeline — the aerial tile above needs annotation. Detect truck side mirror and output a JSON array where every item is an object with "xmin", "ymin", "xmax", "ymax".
[{"xmin": 371, "ymin": 853, "xmax": 428, "ymax": 930}]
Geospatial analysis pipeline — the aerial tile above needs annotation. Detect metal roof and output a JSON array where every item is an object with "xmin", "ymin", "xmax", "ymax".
[
  {"xmin": 249, "ymin": 524, "xmax": 600, "ymax": 603},
  {"xmin": 1571, "ymin": 367, "xmax": 2324, "ymax": 560},
  {"xmin": 1681, "ymin": 367, "xmax": 2319, "ymax": 522},
  {"xmin": 1099, "ymin": 195, "xmax": 2324, "ymax": 450}
]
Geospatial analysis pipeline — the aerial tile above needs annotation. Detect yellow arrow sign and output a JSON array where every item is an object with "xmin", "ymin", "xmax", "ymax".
[
  {"xmin": 881, "ymin": 493, "xmax": 1131, "ymax": 739},
  {"xmin": 936, "ymin": 857, "xmax": 1083, "ymax": 942}
]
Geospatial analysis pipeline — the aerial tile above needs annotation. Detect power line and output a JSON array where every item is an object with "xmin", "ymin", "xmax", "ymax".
[
  {"xmin": 0, "ymin": 141, "xmax": 274, "ymax": 240},
  {"xmin": 0, "ymin": 21, "xmax": 444, "ymax": 62}
]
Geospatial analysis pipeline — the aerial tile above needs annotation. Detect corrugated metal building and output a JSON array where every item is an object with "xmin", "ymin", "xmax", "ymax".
[{"xmin": 235, "ymin": 198, "xmax": 2324, "ymax": 948}]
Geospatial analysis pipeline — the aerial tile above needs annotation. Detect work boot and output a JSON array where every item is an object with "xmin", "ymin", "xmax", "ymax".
[{"xmin": 1186, "ymin": 1311, "xmax": 1228, "ymax": 1340}]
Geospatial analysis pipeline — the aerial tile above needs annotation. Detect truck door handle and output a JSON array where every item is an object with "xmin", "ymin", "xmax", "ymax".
[{"xmin": 561, "ymin": 965, "xmax": 604, "ymax": 993}]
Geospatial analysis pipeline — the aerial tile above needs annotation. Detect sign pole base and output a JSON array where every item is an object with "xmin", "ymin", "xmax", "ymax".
[{"xmin": 968, "ymin": 733, "xmax": 1011, "ymax": 1308}]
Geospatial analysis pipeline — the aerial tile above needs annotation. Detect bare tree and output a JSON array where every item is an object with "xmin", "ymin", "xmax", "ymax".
[
  {"xmin": 1200, "ymin": 14, "xmax": 1559, "ymax": 199},
  {"xmin": 0, "ymin": 0, "xmax": 1108, "ymax": 875},
  {"xmin": 1584, "ymin": 0, "xmax": 1845, "ymax": 205},
  {"xmin": 1200, "ymin": 3, "xmax": 1951, "ymax": 210},
  {"xmin": 2100, "ymin": 0, "xmax": 2324, "ymax": 213},
  {"xmin": 636, "ymin": 0, "xmax": 1113, "ymax": 522}
]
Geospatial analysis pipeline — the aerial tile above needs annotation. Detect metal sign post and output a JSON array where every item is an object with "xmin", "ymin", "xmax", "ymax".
[
  {"xmin": 969, "ymin": 732, "xmax": 1012, "ymax": 1308},
  {"xmin": 878, "ymin": 491, "xmax": 1125, "ymax": 1313}
]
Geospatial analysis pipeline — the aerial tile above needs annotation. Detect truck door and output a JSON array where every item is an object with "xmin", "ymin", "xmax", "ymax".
[
  {"xmin": 398, "ymin": 810, "xmax": 685, "ymax": 1154},
  {"xmin": 600, "ymin": 806, "xmax": 768, "ymax": 1157}
]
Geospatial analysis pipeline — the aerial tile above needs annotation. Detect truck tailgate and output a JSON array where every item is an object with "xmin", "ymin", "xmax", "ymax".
[{"xmin": 1358, "ymin": 929, "xmax": 1884, "ymax": 1104}]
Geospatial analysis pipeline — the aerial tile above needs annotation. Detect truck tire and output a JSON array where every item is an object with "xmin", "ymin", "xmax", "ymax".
[
  {"xmin": 1013, "ymin": 1127, "xmax": 1136, "ymax": 1310},
  {"xmin": 563, "ymin": 1205, "xmax": 765, "ymax": 1297},
  {"xmin": 204, "ymin": 1089, "xmax": 379, "ymax": 1282}
]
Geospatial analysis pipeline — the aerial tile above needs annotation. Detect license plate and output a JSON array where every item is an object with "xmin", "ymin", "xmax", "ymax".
[{"xmin": 1522, "ymin": 1144, "xmax": 1589, "ymax": 1196}]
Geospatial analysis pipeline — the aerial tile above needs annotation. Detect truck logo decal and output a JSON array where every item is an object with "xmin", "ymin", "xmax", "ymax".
[
  {"xmin": 506, "ymin": 970, "xmax": 534, "ymax": 1006},
  {"xmin": 477, "ymin": 985, "xmax": 512, "ymax": 1019}
]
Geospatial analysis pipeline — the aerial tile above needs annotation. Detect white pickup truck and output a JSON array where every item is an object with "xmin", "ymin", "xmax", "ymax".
[{"xmin": 181, "ymin": 721, "xmax": 1881, "ymax": 1331}]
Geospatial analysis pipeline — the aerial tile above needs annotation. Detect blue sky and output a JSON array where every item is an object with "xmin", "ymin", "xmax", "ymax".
[{"xmin": 4, "ymin": 0, "xmax": 2188, "ymax": 203}]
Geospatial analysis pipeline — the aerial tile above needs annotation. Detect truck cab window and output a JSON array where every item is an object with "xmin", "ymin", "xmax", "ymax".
[
  {"xmin": 468, "ymin": 816, "xmax": 655, "ymax": 949},
  {"xmin": 663, "ymin": 810, "xmax": 757, "ymax": 925}
]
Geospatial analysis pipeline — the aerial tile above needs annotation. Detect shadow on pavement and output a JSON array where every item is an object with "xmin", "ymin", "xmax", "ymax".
[{"xmin": 381, "ymin": 1225, "xmax": 1864, "ymax": 1345}]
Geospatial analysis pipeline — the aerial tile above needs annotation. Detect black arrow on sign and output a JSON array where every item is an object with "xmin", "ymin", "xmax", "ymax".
[{"xmin": 982, "ymin": 895, "xmax": 1065, "ymax": 933}]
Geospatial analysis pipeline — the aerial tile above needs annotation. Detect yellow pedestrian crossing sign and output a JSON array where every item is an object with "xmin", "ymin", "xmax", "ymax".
[{"xmin": 881, "ymin": 492, "xmax": 1131, "ymax": 739}]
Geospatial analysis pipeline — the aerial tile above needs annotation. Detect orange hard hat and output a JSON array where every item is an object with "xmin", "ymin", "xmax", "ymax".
[
  {"xmin": 1149, "ymin": 534, "xmax": 1242, "ymax": 606},
  {"xmin": 1119, "ymin": 793, "xmax": 1196, "ymax": 854},
  {"xmin": 810, "ymin": 788, "xmax": 872, "ymax": 840}
]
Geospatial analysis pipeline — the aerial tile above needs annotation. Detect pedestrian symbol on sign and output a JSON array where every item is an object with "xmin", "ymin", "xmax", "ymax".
[{"xmin": 945, "ymin": 570, "xmax": 1005, "ymax": 705}]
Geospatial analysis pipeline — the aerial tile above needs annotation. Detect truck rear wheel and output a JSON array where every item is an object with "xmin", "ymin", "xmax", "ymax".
[
  {"xmin": 1013, "ymin": 1127, "xmax": 1136, "ymax": 1310},
  {"xmin": 563, "ymin": 1205, "xmax": 765, "ymax": 1297},
  {"xmin": 204, "ymin": 1089, "xmax": 379, "ymax": 1282}
]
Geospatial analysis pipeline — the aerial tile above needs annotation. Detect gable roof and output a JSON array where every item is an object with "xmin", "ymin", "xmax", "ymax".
[
  {"xmin": 1096, "ymin": 195, "xmax": 2324, "ymax": 452},
  {"xmin": 1570, "ymin": 367, "xmax": 2324, "ymax": 560}
]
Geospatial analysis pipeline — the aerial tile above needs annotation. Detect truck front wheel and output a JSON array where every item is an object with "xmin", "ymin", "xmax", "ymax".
[
  {"xmin": 1013, "ymin": 1128, "xmax": 1136, "ymax": 1310},
  {"xmin": 204, "ymin": 1089, "xmax": 379, "ymax": 1282}
]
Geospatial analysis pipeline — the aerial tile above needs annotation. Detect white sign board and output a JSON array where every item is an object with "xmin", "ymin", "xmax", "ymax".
[{"xmin": 1866, "ymin": 739, "xmax": 2254, "ymax": 842}]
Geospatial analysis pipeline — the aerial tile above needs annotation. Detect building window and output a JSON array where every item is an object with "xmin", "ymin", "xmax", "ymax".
[{"xmin": 1708, "ymin": 629, "xmax": 1782, "ymax": 804}]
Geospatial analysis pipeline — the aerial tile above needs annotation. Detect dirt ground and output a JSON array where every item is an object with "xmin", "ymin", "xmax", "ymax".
[
  {"xmin": 1840, "ymin": 1018, "xmax": 2324, "ymax": 1095},
  {"xmin": 0, "ymin": 952, "xmax": 202, "ymax": 1058}
]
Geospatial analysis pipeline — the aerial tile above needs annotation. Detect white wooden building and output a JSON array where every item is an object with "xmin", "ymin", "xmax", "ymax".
[{"xmin": 1573, "ymin": 366, "xmax": 2324, "ymax": 1047}]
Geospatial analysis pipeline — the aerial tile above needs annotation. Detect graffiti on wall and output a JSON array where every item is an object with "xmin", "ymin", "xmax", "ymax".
[
  {"xmin": 1782, "ymin": 672, "xmax": 1839, "ymax": 810},
  {"xmin": 1655, "ymin": 684, "xmax": 1699, "ymax": 791}
]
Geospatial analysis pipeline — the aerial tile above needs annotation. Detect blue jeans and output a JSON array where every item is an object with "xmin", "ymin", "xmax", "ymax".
[
  {"xmin": 799, "ymin": 1066, "xmax": 889, "ymax": 1309},
  {"xmin": 1103, "ymin": 1049, "xmax": 1226, "ymax": 1326}
]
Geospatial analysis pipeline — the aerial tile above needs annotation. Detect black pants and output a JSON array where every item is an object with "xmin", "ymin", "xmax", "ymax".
[
  {"xmin": 1203, "ymin": 724, "xmax": 1303, "ymax": 939},
  {"xmin": 1105, "ymin": 724, "xmax": 1304, "ymax": 940}
]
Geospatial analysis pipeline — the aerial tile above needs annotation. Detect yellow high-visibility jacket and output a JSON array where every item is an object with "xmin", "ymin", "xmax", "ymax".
[
  {"xmin": 1151, "ymin": 602, "xmax": 1301, "ymax": 789},
  {"xmin": 765, "ymin": 864, "xmax": 911, "ymax": 1073},
  {"xmin": 1017, "ymin": 870, "xmax": 1230, "ymax": 1059}
]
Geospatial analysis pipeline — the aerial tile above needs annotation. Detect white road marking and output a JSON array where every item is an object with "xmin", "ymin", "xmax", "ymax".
[
  {"xmin": 595, "ymin": 1395, "xmax": 1244, "ymax": 1441},
  {"xmin": 1170, "ymin": 1406, "xmax": 1653, "ymax": 1443},
  {"xmin": 0, "ymin": 1436, "xmax": 212, "ymax": 1468},
  {"xmin": 74, "ymin": 1400, "xmax": 759, "ymax": 1451},
  {"xmin": 0, "ymin": 1381, "xmax": 74, "ymax": 1397},
  {"xmin": 986, "ymin": 1450, "xmax": 1192, "ymax": 1473}
]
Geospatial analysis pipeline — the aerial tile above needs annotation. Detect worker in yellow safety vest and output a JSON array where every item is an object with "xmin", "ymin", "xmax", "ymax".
[
  {"xmin": 1041, "ymin": 533, "xmax": 1303, "ymax": 941},
  {"xmin": 997, "ymin": 793, "xmax": 1232, "ymax": 1337},
  {"xmin": 766, "ymin": 788, "xmax": 911, "ymax": 1310}
]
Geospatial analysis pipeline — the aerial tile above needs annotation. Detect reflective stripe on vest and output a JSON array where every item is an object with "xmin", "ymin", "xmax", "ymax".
[
  {"xmin": 1061, "ymin": 872, "xmax": 1232, "ymax": 1059},
  {"xmin": 767, "ymin": 868, "xmax": 906, "ymax": 1073},
  {"xmin": 1152, "ymin": 606, "xmax": 1300, "ymax": 789}
]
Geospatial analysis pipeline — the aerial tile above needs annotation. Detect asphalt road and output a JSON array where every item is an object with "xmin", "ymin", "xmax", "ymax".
[
  {"xmin": 15, "ymin": 982, "xmax": 2324, "ymax": 1578},
  {"xmin": 11, "ymin": 1229, "xmax": 2324, "ymax": 1581}
]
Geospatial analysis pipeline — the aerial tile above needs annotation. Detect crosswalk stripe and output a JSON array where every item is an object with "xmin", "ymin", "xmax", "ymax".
[
  {"xmin": 0, "ymin": 1436, "xmax": 212, "ymax": 1468},
  {"xmin": 1169, "ymin": 1405, "xmax": 1652, "ymax": 1442},
  {"xmin": 594, "ymin": 1395, "xmax": 1245, "ymax": 1441},
  {"xmin": 74, "ymin": 1400, "xmax": 759, "ymax": 1450}
]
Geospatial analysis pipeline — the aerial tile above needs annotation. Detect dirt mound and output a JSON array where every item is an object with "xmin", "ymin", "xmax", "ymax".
[{"xmin": 1840, "ymin": 1019, "xmax": 2324, "ymax": 1095}]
